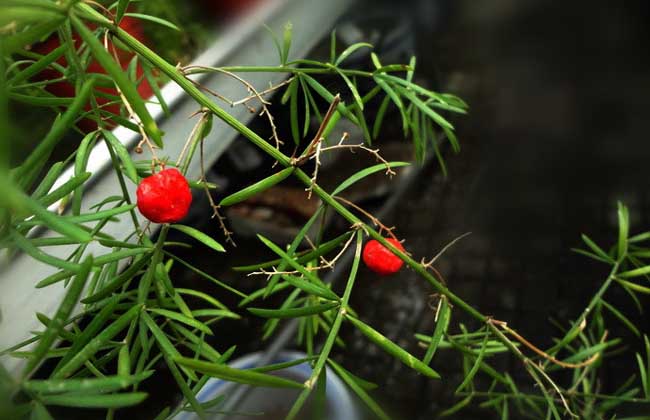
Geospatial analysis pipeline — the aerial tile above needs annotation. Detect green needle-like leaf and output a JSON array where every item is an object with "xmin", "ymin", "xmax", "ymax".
[
  {"xmin": 327, "ymin": 359, "xmax": 389, "ymax": 420},
  {"xmin": 248, "ymin": 301, "xmax": 339, "ymax": 319},
  {"xmin": 455, "ymin": 335, "xmax": 488, "ymax": 394},
  {"xmin": 24, "ymin": 255, "xmax": 93, "ymax": 375},
  {"xmin": 115, "ymin": 0, "xmax": 130, "ymax": 23},
  {"xmin": 71, "ymin": 15, "xmax": 162, "ymax": 147},
  {"xmin": 257, "ymin": 235, "xmax": 330, "ymax": 292},
  {"xmin": 103, "ymin": 130, "xmax": 139, "ymax": 184},
  {"xmin": 13, "ymin": 77, "xmax": 95, "ymax": 191},
  {"xmin": 124, "ymin": 13, "xmax": 180, "ymax": 31},
  {"xmin": 617, "ymin": 201, "xmax": 630, "ymax": 261},
  {"xmin": 148, "ymin": 308, "xmax": 213, "ymax": 335},
  {"xmin": 423, "ymin": 296, "xmax": 451, "ymax": 365},
  {"xmin": 233, "ymin": 231, "xmax": 352, "ymax": 273},
  {"xmin": 24, "ymin": 371, "xmax": 152, "ymax": 394},
  {"xmin": 40, "ymin": 392, "xmax": 148, "ymax": 408},
  {"xmin": 38, "ymin": 173, "xmax": 91, "ymax": 208},
  {"xmin": 54, "ymin": 304, "xmax": 142, "ymax": 379},
  {"xmin": 346, "ymin": 315, "xmax": 441, "ymax": 379},
  {"xmin": 280, "ymin": 274, "xmax": 340, "ymax": 302},
  {"xmin": 53, "ymin": 296, "xmax": 120, "ymax": 374},
  {"xmin": 282, "ymin": 22, "xmax": 292, "ymax": 65},
  {"xmin": 219, "ymin": 167, "xmax": 294, "ymax": 206},
  {"xmin": 174, "ymin": 357, "xmax": 304, "ymax": 389},
  {"xmin": 81, "ymin": 254, "xmax": 151, "ymax": 303},
  {"xmin": 170, "ymin": 224, "xmax": 225, "ymax": 253},
  {"xmin": 335, "ymin": 42, "xmax": 373, "ymax": 66},
  {"xmin": 332, "ymin": 162, "xmax": 409, "ymax": 196}
]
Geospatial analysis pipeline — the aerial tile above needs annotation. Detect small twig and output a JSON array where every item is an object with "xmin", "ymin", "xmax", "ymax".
[
  {"xmin": 320, "ymin": 229, "xmax": 358, "ymax": 269},
  {"xmin": 422, "ymin": 232, "xmax": 472, "ymax": 268},
  {"xmin": 186, "ymin": 78, "xmax": 233, "ymax": 105},
  {"xmin": 84, "ymin": 0, "xmax": 113, "ymax": 19},
  {"xmin": 528, "ymin": 361, "xmax": 579, "ymax": 418},
  {"xmin": 303, "ymin": 235, "xmax": 331, "ymax": 268},
  {"xmin": 302, "ymin": 232, "xmax": 356, "ymax": 270},
  {"xmin": 335, "ymin": 196, "xmax": 400, "ymax": 241},
  {"xmin": 248, "ymin": 267, "xmax": 321, "ymax": 279},
  {"xmin": 305, "ymin": 139, "xmax": 323, "ymax": 199},
  {"xmin": 199, "ymin": 137, "xmax": 235, "ymax": 246},
  {"xmin": 232, "ymin": 77, "xmax": 295, "ymax": 106},
  {"xmin": 317, "ymin": 142, "xmax": 396, "ymax": 177},
  {"xmin": 182, "ymin": 65, "xmax": 283, "ymax": 148},
  {"xmin": 295, "ymin": 94, "xmax": 341, "ymax": 164},
  {"xmin": 488, "ymin": 321, "xmax": 578, "ymax": 418},
  {"xmin": 489, "ymin": 319, "xmax": 600, "ymax": 369}
]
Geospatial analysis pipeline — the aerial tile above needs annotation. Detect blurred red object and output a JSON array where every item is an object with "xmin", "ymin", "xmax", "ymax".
[
  {"xmin": 31, "ymin": 16, "xmax": 154, "ymax": 133},
  {"xmin": 202, "ymin": 0, "xmax": 262, "ymax": 18}
]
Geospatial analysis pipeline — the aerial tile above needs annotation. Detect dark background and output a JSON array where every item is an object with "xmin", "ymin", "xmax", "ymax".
[{"xmin": 325, "ymin": 0, "xmax": 650, "ymax": 418}]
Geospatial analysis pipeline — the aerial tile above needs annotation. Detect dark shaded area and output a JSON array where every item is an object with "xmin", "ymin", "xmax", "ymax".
[{"xmin": 329, "ymin": 0, "xmax": 650, "ymax": 418}]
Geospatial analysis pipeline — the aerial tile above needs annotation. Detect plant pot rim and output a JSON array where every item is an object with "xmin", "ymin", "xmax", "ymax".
[{"xmin": 174, "ymin": 350, "xmax": 359, "ymax": 420}]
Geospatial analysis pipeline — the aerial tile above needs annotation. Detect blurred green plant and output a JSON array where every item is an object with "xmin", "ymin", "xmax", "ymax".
[{"xmin": 1, "ymin": 1, "xmax": 649, "ymax": 419}]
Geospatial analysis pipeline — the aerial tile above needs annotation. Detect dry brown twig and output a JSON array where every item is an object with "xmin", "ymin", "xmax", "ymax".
[
  {"xmin": 307, "ymin": 229, "xmax": 358, "ymax": 269},
  {"xmin": 488, "ymin": 319, "xmax": 601, "ymax": 369},
  {"xmin": 232, "ymin": 77, "xmax": 295, "ymax": 106},
  {"xmin": 305, "ymin": 131, "xmax": 399, "ymax": 198},
  {"xmin": 528, "ymin": 360, "xmax": 578, "ymax": 418},
  {"xmin": 421, "ymin": 232, "xmax": 472, "ymax": 270},
  {"xmin": 198, "ymin": 136, "xmax": 236, "ymax": 246},
  {"xmin": 248, "ymin": 266, "xmax": 321, "ymax": 279},
  {"xmin": 318, "ymin": 139, "xmax": 396, "ymax": 176},
  {"xmin": 85, "ymin": 0, "xmax": 113, "ymax": 19},
  {"xmin": 181, "ymin": 65, "xmax": 284, "ymax": 149},
  {"xmin": 335, "ymin": 196, "xmax": 400, "ymax": 241},
  {"xmin": 487, "ymin": 320, "xmax": 578, "ymax": 418},
  {"xmin": 291, "ymin": 92, "xmax": 394, "ymax": 197},
  {"xmin": 249, "ymin": 223, "xmax": 361, "ymax": 280},
  {"xmin": 420, "ymin": 232, "xmax": 472, "ymax": 286}
]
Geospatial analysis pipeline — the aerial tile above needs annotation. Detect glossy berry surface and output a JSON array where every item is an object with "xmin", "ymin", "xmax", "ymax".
[
  {"xmin": 362, "ymin": 238, "xmax": 405, "ymax": 275},
  {"xmin": 136, "ymin": 168, "xmax": 192, "ymax": 223}
]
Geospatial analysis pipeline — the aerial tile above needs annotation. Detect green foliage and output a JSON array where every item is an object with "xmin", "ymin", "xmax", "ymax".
[{"xmin": 1, "ymin": 2, "xmax": 648, "ymax": 420}]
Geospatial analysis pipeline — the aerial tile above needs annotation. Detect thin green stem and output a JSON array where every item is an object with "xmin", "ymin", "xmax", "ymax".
[
  {"xmin": 104, "ymin": 141, "xmax": 145, "ymax": 241},
  {"xmin": 458, "ymin": 390, "xmax": 650, "ymax": 405},
  {"xmin": 545, "ymin": 262, "xmax": 620, "ymax": 357},
  {"xmin": 286, "ymin": 230, "xmax": 363, "ymax": 420},
  {"xmin": 137, "ymin": 226, "xmax": 168, "ymax": 304},
  {"xmin": 188, "ymin": 65, "xmax": 374, "ymax": 78}
]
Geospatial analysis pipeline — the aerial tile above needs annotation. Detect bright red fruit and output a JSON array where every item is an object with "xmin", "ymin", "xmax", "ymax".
[
  {"xmin": 136, "ymin": 168, "xmax": 192, "ymax": 223},
  {"xmin": 362, "ymin": 238, "xmax": 405, "ymax": 275}
]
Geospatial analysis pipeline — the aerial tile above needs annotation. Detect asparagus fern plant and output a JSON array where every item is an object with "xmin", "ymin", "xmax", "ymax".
[{"xmin": 1, "ymin": 1, "xmax": 649, "ymax": 419}]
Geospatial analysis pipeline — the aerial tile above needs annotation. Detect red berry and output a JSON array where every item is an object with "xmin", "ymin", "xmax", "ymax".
[
  {"xmin": 362, "ymin": 238, "xmax": 405, "ymax": 275},
  {"xmin": 136, "ymin": 168, "xmax": 192, "ymax": 223}
]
